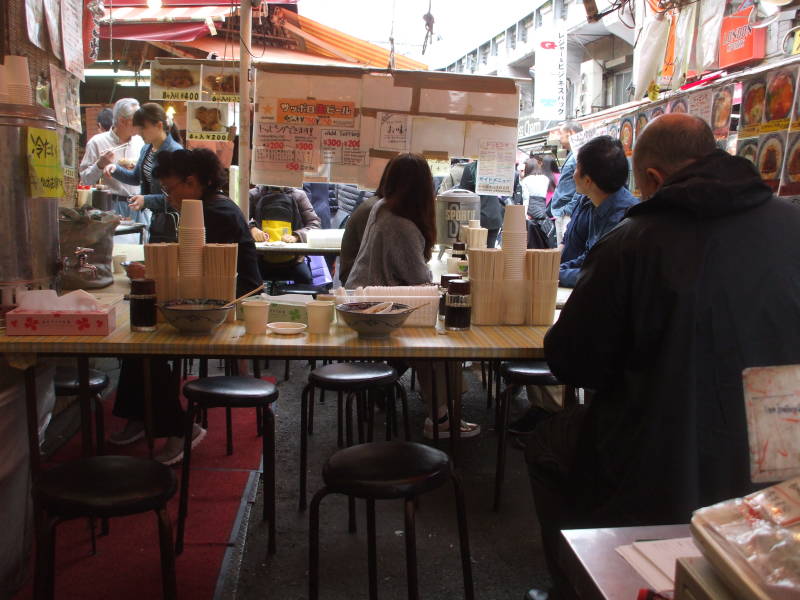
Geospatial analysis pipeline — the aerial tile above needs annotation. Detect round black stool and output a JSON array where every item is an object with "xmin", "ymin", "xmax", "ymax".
[
  {"xmin": 494, "ymin": 361, "xmax": 575, "ymax": 511},
  {"xmin": 300, "ymin": 363, "xmax": 410, "ymax": 514},
  {"xmin": 33, "ymin": 456, "xmax": 177, "ymax": 600},
  {"xmin": 179, "ymin": 376, "xmax": 279, "ymax": 555},
  {"xmin": 309, "ymin": 442, "xmax": 475, "ymax": 600},
  {"xmin": 53, "ymin": 366, "xmax": 110, "ymax": 455}
]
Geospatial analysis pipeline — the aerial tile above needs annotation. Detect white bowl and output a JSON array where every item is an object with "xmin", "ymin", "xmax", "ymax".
[{"xmin": 267, "ymin": 321, "xmax": 307, "ymax": 335}]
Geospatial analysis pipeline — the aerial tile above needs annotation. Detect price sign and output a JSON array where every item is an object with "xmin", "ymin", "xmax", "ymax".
[{"xmin": 27, "ymin": 127, "xmax": 64, "ymax": 198}]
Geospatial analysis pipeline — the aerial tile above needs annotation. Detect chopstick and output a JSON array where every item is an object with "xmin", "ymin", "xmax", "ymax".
[{"xmin": 221, "ymin": 284, "xmax": 265, "ymax": 309}]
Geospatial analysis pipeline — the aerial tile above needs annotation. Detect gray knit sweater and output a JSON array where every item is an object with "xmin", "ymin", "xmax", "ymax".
[{"xmin": 344, "ymin": 199, "xmax": 432, "ymax": 288}]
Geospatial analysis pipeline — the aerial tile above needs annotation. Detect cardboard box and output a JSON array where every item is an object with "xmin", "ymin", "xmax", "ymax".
[{"xmin": 5, "ymin": 305, "xmax": 117, "ymax": 336}]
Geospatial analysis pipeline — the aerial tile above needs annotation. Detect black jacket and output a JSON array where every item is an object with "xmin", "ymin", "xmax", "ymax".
[
  {"xmin": 544, "ymin": 150, "xmax": 800, "ymax": 525},
  {"xmin": 459, "ymin": 162, "xmax": 504, "ymax": 230}
]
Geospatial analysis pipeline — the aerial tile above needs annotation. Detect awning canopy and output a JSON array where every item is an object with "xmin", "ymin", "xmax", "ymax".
[
  {"xmin": 104, "ymin": 0, "xmax": 293, "ymax": 5},
  {"xmin": 175, "ymin": 37, "xmax": 365, "ymax": 66},
  {"xmin": 100, "ymin": 21, "xmax": 213, "ymax": 42}
]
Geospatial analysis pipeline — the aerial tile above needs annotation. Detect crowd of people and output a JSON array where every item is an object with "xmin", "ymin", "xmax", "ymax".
[{"xmin": 75, "ymin": 98, "xmax": 800, "ymax": 598}]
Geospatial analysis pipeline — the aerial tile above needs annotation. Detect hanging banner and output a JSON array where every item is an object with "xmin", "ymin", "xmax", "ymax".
[
  {"xmin": 533, "ymin": 31, "xmax": 567, "ymax": 121},
  {"xmin": 43, "ymin": 0, "xmax": 62, "ymax": 59},
  {"xmin": 187, "ymin": 102, "xmax": 232, "ymax": 141},
  {"xmin": 60, "ymin": 0, "xmax": 84, "ymax": 80},
  {"xmin": 476, "ymin": 140, "xmax": 515, "ymax": 195},
  {"xmin": 150, "ymin": 62, "xmax": 202, "ymax": 101},
  {"xmin": 201, "ymin": 66, "xmax": 240, "ymax": 103},
  {"xmin": 26, "ymin": 0, "xmax": 46, "ymax": 50},
  {"xmin": 27, "ymin": 127, "xmax": 64, "ymax": 198},
  {"xmin": 275, "ymin": 98, "xmax": 357, "ymax": 128}
]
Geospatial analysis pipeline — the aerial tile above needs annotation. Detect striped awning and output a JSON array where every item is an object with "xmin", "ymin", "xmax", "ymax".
[{"xmin": 102, "ymin": 5, "xmax": 235, "ymax": 23}]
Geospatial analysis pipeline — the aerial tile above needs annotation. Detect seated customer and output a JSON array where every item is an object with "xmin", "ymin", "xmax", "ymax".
[
  {"xmin": 346, "ymin": 153, "xmax": 479, "ymax": 438},
  {"xmin": 110, "ymin": 149, "xmax": 261, "ymax": 464},
  {"xmin": 558, "ymin": 136, "xmax": 637, "ymax": 287},
  {"xmin": 248, "ymin": 186, "xmax": 320, "ymax": 284},
  {"xmin": 524, "ymin": 114, "xmax": 800, "ymax": 599},
  {"xmin": 559, "ymin": 194, "xmax": 590, "ymax": 263}
]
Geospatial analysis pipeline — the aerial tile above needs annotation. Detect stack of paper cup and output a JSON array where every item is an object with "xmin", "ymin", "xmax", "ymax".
[
  {"xmin": 4, "ymin": 56, "xmax": 32, "ymax": 104},
  {"xmin": 501, "ymin": 204, "xmax": 527, "ymax": 281},
  {"xmin": 178, "ymin": 200, "xmax": 205, "ymax": 298},
  {"xmin": 0, "ymin": 65, "xmax": 8, "ymax": 104}
]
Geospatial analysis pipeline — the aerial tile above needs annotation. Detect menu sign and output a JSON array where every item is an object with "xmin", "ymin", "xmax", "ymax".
[
  {"xmin": 254, "ymin": 122, "xmax": 318, "ymax": 172},
  {"xmin": 320, "ymin": 129, "xmax": 366, "ymax": 165},
  {"xmin": 201, "ymin": 66, "xmax": 240, "ymax": 103},
  {"xmin": 187, "ymin": 102, "xmax": 232, "ymax": 141},
  {"xmin": 740, "ymin": 76, "xmax": 767, "ymax": 138},
  {"xmin": 27, "ymin": 127, "xmax": 64, "ymax": 198},
  {"xmin": 710, "ymin": 86, "xmax": 734, "ymax": 140},
  {"xmin": 761, "ymin": 69, "xmax": 796, "ymax": 133},
  {"xmin": 276, "ymin": 99, "xmax": 356, "ymax": 128},
  {"xmin": 60, "ymin": 0, "xmax": 84, "ymax": 80},
  {"xmin": 150, "ymin": 62, "xmax": 202, "ymax": 101},
  {"xmin": 476, "ymin": 140, "xmax": 515, "ymax": 195}
]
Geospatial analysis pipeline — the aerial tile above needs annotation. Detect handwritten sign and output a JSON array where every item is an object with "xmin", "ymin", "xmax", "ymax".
[
  {"xmin": 377, "ymin": 112, "xmax": 410, "ymax": 151},
  {"xmin": 27, "ymin": 127, "xmax": 64, "ymax": 198},
  {"xmin": 187, "ymin": 101, "xmax": 232, "ymax": 142},
  {"xmin": 255, "ymin": 122, "xmax": 319, "ymax": 171},
  {"xmin": 60, "ymin": 0, "xmax": 84, "ymax": 80},
  {"xmin": 744, "ymin": 364, "xmax": 800, "ymax": 482},
  {"xmin": 320, "ymin": 129, "xmax": 366, "ymax": 166},
  {"xmin": 476, "ymin": 140, "xmax": 515, "ymax": 195},
  {"xmin": 277, "ymin": 98, "xmax": 356, "ymax": 127}
]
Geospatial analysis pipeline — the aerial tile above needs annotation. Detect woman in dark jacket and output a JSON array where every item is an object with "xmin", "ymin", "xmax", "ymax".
[{"xmin": 110, "ymin": 149, "xmax": 261, "ymax": 466}]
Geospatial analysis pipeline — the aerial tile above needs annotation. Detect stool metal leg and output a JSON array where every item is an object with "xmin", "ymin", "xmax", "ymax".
[
  {"xmin": 396, "ymin": 383, "xmax": 411, "ymax": 441},
  {"xmin": 284, "ymin": 360, "xmax": 290, "ymax": 381},
  {"xmin": 299, "ymin": 384, "xmax": 312, "ymax": 511},
  {"xmin": 451, "ymin": 470, "xmax": 475, "ymax": 600},
  {"xmin": 156, "ymin": 507, "xmax": 178, "ymax": 600},
  {"xmin": 225, "ymin": 407, "xmax": 234, "ymax": 455},
  {"xmin": 493, "ymin": 385, "xmax": 514, "ymax": 512},
  {"xmin": 336, "ymin": 391, "xmax": 344, "ymax": 448},
  {"xmin": 494, "ymin": 361, "xmax": 502, "ymax": 425},
  {"xmin": 308, "ymin": 486, "xmax": 330, "ymax": 600},
  {"xmin": 94, "ymin": 394, "xmax": 105, "ymax": 456},
  {"xmin": 307, "ymin": 385, "xmax": 316, "ymax": 435},
  {"xmin": 486, "ymin": 361, "xmax": 494, "ymax": 409},
  {"xmin": 176, "ymin": 401, "xmax": 197, "ymax": 555},
  {"xmin": 345, "ymin": 393, "xmax": 354, "ymax": 446},
  {"xmin": 348, "ymin": 495, "xmax": 357, "ymax": 534},
  {"xmin": 366, "ymin": 498, "xmax": 378, "ymax": 600},
  {"xmin": 263, "ymin": 404, "xmax": 276, "ymax": 555},
  {"xmin": 33, "ymin": 515, "xmax": 57, "ymax": 600},
  {"xmin": 481, "ymin": 361, "xmax": 487, "ymax": 389},
  {"xmin": 404, "ymin": 498, "xmax": 419, "ymax": 600}
]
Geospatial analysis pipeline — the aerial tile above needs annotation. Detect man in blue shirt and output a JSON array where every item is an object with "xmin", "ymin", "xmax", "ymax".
[
  {"xmin": 549, "ymin": 121, "xmax": 584, "ymax": 244},
  {"xmin": 559, "ymin": 136, "xmax": 638, "ymax": 287}
]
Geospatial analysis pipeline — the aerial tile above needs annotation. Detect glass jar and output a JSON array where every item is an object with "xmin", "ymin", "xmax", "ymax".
[
  {"xmin": 438, "ymin": 273, "xmax": 460, "ymax": 321},
  {"xmin": 130, "ymin": 278, "xmax": 157, "ymax": 332},
  {"xmin": 445, "ymin": 279, "xmax": 472, "ymax": 331}
]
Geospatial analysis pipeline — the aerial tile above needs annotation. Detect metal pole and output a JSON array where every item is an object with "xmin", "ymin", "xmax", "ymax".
[{"xmin": 239, "ymin": 0, "xmax": 253, "ymax": 220}]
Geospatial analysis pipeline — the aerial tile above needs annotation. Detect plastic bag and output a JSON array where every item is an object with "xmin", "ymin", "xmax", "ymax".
[
  {"xmin": 632, "ymin": 0, "xmax": 671, "ymax": 99},
  {"xmin": 693, "ymin": 0, "xmax": 726, "ymax": 71},
  {"xmin": 58, "ymin": 207, "xmax": 119, "ymax": 290}
]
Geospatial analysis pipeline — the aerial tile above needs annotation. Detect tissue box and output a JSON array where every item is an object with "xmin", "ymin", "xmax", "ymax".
[{"xmin": 5, "ymin": 305, "xmax": 117, "ymax": 336}]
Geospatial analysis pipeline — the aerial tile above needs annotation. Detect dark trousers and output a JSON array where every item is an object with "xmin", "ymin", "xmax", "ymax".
[
  {"xmin": 525, "ymin": 406, "xmax": 589, "ymax": 592},
  {"xmin": 487, "ymin": 228, "xmax": 500, "ymax": 249},
  {"xmin": 259, "ymin": 259, "xmax": 313, "ymax": 284},
  {"xmin": 113, "ymin": 358, "xmax": 184, "ymax": 438}
]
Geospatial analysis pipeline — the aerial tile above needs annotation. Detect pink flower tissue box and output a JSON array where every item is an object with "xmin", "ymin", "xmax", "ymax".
[{"xmin": 5, "ymin": 290, "xmax": 117, "ymax": 336}]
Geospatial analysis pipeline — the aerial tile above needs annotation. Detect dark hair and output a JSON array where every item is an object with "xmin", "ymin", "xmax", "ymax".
[
  {"xmin": 97, "ymin": 108, "xmax": 113, "ymax": 131},
  {"xmin": 561, "ymin": 120, "xmax": 583, "ymax": 135},
  {"xmin": 535, "ymin": 154, "xmax": 559, "ymax": 190},
  {"xmin": 378, "ymin": 153, "xmax": 436, "ymax": 262},
  {"xmin": 153, "ymin": 148, "xmax": 227, "ymax": 196},
  {"xmin": 133, "ymin": 102, "xmax": 182, "ymax": 144},
  {"xmin": 577, "ymin": 135, "xmax": 628, "ymax": 194}
]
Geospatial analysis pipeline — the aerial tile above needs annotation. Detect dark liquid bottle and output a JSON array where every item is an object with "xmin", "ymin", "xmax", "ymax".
[
  {"xmin": 130, "ymin": 279, "xmax": 157, "ymax": 332},
  {"xmin": 445, "ymin": 279, "xmax": 471, "ymax": 331}
]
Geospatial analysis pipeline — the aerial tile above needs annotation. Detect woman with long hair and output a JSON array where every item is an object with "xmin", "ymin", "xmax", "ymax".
[
  {"xmin": 345, "ymin": 153, "xmax": 436, "ymax": 287},
  {"xmin": 103, "ymin": 102, "xmax": 183, "ymax": 242},
  {"xmin": 345, "ymin": 153, "xmax": 480, "ymax": 439}
]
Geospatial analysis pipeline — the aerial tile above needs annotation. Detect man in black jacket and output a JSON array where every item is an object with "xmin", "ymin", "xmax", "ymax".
[{"xmin": 525, "ymin": 113, "xmax": 800, "ymax": 599}]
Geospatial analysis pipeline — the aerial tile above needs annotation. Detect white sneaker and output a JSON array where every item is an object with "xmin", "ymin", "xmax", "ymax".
[
  {"xmin": 423, "ymin": 416, "xmax": 481, "ymax": 440},
  {"xmin": 155, "ymin": 423, "xmax": 207, "ymax": 465}
]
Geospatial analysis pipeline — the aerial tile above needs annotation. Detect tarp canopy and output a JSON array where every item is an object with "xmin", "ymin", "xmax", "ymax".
[
  {"xmin": 104, "ymin": 0, "xmax": 294, "ymax": 5},
  {"xmin": 100, "ymin": 21, "xmax": 212, "ymax": 42}
]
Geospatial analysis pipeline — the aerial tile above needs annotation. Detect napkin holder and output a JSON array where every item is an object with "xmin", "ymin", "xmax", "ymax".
[{"xmin": 5, "ymin": 290, "xmax": 117, "ymax": 336}]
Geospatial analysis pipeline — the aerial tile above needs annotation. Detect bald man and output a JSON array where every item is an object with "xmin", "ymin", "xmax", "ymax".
[{"xmin": 523, "ymin": 114, "xmax": 800, "ymax": 599}]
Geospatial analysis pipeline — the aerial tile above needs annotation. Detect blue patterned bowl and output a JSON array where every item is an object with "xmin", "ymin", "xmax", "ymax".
[
  {"xmin": 158, "ymin": 299, "xmax": 232, "ymax": 335},
  {"xmin": 336, "ymin": 302, "xmax": 412, "ymax": 338}
]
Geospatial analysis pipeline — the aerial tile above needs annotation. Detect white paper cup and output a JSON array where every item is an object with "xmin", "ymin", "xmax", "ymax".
[
  {"xmin": 469, "ymin": 220, "xmax": 481, "ymax": 228},
  {"xmin": 112, "ymin": 254, "xmax": 127, "ymax": 274},
  {"xmin": 503, "ymin": 205, "xmax": 527, "ymax": 232},
  {"xmin": 242, "ymin": 301, "xmax": 269, "ymax": 334},
  {"xmin": 0, "ymin": 65, "xmax": 8, "ymax": 99},
  {"xmin": 180, "ymin": 199, "xmax": 205, "ymax": 229},
  {"xmin": 306, "ymin": 300, "xmax": 334, "ymax": 334}
]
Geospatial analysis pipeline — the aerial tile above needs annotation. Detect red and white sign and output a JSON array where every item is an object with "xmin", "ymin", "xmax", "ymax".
[{"xmin": 719, "ymin": 7, "xmax": 766, "ymax": 69}]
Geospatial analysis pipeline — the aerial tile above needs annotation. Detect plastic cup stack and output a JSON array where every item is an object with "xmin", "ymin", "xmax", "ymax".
[
  {"xmin": 0, "ymin": 65, "xmax": 9, "ymax": 104},
  {"xmin": 501, "ymin": 205, "xmax": 527, "ymax": 281},
  {"xmin": 178, "ymin": 199, "xmax": 205, "ymax": 297},
  {"xmin": 4, "ymin": 56, "xmax": 32, "ymax": 105}
]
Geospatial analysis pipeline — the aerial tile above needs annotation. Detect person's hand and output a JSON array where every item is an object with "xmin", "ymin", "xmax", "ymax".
[
  {"xmin": 103, "ymin": 163, "xmax": 117, "ymax": 177},
  {"xmin": 96, "ymin": 150, "xmax": 115, "ymax": 170},
  {"xmin": 250, "ymin": 227, "xmax": 266, "ymax": 242},
  {"xmin": 127, "ymin": 262, "xmax": 146, "ymax": 279},
  {"xmin": 127, "ymin": 195, "xmax": 144, "ymax": 211},
  {"xmin": 281, "ymin": 233, "xmax": 298, "ymax": 244}
]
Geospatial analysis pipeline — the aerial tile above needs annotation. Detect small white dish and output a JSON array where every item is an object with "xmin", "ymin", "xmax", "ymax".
[{"xmin": 267, "ymin": 321, "xmax": 307, "ymax": 335}]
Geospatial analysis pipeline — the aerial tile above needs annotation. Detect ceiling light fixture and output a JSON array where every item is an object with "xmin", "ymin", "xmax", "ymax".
[{"xmin": 147, "ymin": 0, "xmax": 162, "ymax": 10}]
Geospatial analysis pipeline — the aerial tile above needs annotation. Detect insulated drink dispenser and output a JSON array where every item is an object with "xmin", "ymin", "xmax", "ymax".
[{"xmin": 435, "ymin": 188, "xmax": 480, "ymax": 246}]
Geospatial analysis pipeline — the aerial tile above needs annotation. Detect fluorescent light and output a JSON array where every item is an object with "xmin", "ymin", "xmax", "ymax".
[
  {"xmin": 85, "ymin": 69, "xmax": 151, "ymax": 78},
  {"xmin": 147, "ymin": 0, "xmax": 162, "ymax": 9}
]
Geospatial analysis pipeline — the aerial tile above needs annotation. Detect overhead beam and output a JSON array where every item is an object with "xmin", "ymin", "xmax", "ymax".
[{"xmin": 147, "ymin": 41, "xmax": 198, "ymax": 59}]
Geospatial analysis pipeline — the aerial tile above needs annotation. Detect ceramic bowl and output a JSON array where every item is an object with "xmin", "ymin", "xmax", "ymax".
[
  {"xmin": 336, "ymin": 302, "xmax": 412, "ymax": 339},
  {"xmin": 158, "ymin": 299, "xmax": 232, "ymax": 335}
]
